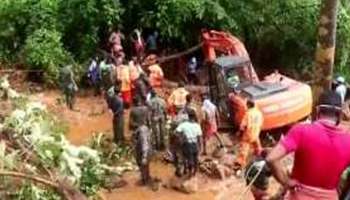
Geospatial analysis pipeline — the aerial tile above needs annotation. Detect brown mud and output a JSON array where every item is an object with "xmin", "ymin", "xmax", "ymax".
[{"xmin": 32, "ymin": 90, "xmax": 257, "ymax": 200}]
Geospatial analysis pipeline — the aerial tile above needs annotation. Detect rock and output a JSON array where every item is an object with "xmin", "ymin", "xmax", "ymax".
[
  {"xmin": 103, "ymin": 177, "xmax": 128, "ymax": 191},
  {"xmin": 168, "ymin": 176, "xmax": 199, "ymax": 194},
  {"xmin": 212, "ymin": 147, "xmax": 227, "ymax": 159},
  {"xmin": 219, "ymin": 154, "xmax": 236, "ymax": 167}
]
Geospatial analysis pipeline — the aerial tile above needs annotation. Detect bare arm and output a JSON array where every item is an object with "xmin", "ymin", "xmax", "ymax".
[
  {"xmin": 341, "ymin": 169, "xmax": 350, "ymax": 199},
  {"xmin": 266, "ymin": 144, "xmax": 295, "ymax": 188}
]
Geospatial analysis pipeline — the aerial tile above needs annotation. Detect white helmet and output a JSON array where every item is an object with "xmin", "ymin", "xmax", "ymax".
[
  {"xmin": 336, "ymin": 76, "xmax": 345, "ymax": 84},
  {"xmin": 191, "ymin": 57, "xmax": 197, "ymax": 64}
]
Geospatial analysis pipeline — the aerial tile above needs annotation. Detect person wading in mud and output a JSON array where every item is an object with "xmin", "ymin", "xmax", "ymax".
[
  {"xmin": 131, "ymin": 97, "xmax": 152, "ymax": 186},
  {"xmin": 130, "ymin": 97, "xmax": 150, "ymax": 140},
  {"xmin": 167, "ymin": 82, "xmax": 189, "ymax": 117},
  {"xmin": 149, "ymin": 90, "xmax": 167, "ymax": 150},
  {"xmin": 134, "ymin": 73, "xmax": 150, "ymax": 104},
  {"xmin": 267, "ymin": 90, "xmax": 350, "ymax": 200},
  {"xmin": 178, "ymin": 94, "xmax": 196, "ymax": 117},
  {"xmin": 176, "ymin": 109, "xmax": 202, "ymax": 177},
  {"xmin": 106, "ymin": 80, "xmax": 125, "ymax": 144},
  {"xmin": 234, "ymin": 100, "xmax": 263, "ymax": 174},
  {"xmin": 88, "ymin": 56, "xmax": 102, "ymax": 96},
  {"xmin": 59, "ymin": 64, "xmax": 78, "ymax": 110},
  {"xmin": 201, "ymin": 95, "xmax": 224, "ymax": 155}
]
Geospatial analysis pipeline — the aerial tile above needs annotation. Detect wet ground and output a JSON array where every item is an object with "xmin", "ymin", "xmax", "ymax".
[{"xmin": 32, "ymin": 90, "xmax": 258, "ymax": 200}]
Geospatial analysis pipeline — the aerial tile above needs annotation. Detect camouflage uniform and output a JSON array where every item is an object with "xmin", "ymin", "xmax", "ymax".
[
  {"xmin": 107, "ymin": 93, "xmax": 124, "ymax": 144},
  {"xmin": 149, "ymin": 96, "xmax": 167, "ymax": 150},
  {"xmin": 59, "ymin": 65, "xmax": 77, "ymax": 110},
  {"xmin": 133, "ymin": 125, "xmax": 152, "ymax": 185},
  {"xmin": 130, "ymin": 105, "xmax": 150, "ymax": 131},
  {"xmin": 130, "ymin": 103, "xmax": 152, "ymax": 185}
]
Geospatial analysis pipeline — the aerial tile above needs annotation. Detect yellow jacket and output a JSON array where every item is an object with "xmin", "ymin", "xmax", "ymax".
[
  {"xmin": 167, "ymin": 87, "xmax": 189, "ymax": 108},
  {"xmin": 148, "ymin": 64, "xmax": 164, "ymax": 87},
  {"xmin": 116, "ymin": 65, "xmax": 131, "ymax": 92},
  {"xmin": 241, "ymin": 106, "xmax": 263, "ymax": 141}
]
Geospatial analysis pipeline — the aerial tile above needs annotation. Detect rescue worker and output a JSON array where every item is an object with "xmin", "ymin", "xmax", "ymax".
[
  {"xmin": 131, "ymin": 98, "xmax": 152, "ymax": 185},
  {"xmin": 201, "ymin": 96, "xmax": 224, "ymax": 155},
  {"xmin": 266, "ymin": 91, "xmax": 350, "ymax": 200},
  {"xmin": 178, "ymin": 94, "xmax": 196, "ymax": 116},
  {"xmin": 130, "ymin": 29, "xmax": 145, "ymax": 62},
  {"xmin": 245, "ymin": 150, "xmax": 273, "ymax": 200},
  {"xmin": 234, "ymin": 100, "xmax": 263, "ymax": 173},
  {"xmin": 334, "ymin": 76, "xmax": 347, "ymax": 104},
  {"xmin": 167, "ymin": 95, "xmax": 193, "ymax": 177},
  {"xmin": 129, "ymin": 59, "xmax": 141, "ymax": 83},
  {"xmin": 149, "ymin": 90, "xmax": 167, "ymax": 150},
  {"xmin": 230, "ymin": 89, "xmax": 248, "ymax": 132},
  {"xmin": 130, "ymin": 97, "xmax": 150, "ymax": 135},
  {"xmin": 146, "ymin": 31, "xmax": 158, "ymax": 54},
  {"xmin": 106, "ymin": 81, "xmax": 125, "ymax": 144},
  {"xmin": 100, "ymin": 58, "xmax": 113, "ymax": 90},
  {"xmin": 88, "ymin": 56, "xmax": 102, "ymax": 96},
  {"xmin": 109, "ymin": 29, "xmax": 124, "ymax": 59},
  {"xmin": 59, "ymin": 64, "xmax": 78, "ymax": 110},
  {"xmin": 116, "ymin": 61, "xmax": 132, "ymax": 108},
  {"xmin": 187, "ymin": 57, "xmax": 198, "ymax": 85},
  {"xmin": 134, "ymin": 74, "xmax": 151, "ymax": 104},
  {"xmin": 167, "ymin": 82, "xmax": 189, "ymax": 116},
  {"xmin": 148, "ymin": 61, "xmax": 164, "ymax": 89},
  {"xmin": 175, "ymin": 109, "xmax": 202, "ymax": 177},
  {"xmin": 134, "ymin": 124, "xmax": 152, "ymax": 186}
]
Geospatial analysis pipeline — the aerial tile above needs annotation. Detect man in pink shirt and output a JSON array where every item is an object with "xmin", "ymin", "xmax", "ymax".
[{"xmin": 267, "ymin": 91, "xmax": 350, "ymax": 200}]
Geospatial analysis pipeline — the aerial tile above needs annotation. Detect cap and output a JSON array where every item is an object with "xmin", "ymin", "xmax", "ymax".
[
  {"xmin": 317, "ymin": 90, "xmax": 342, "ymax": 110},
  {"xmin": 336, "ymin": 76, "xmax": 345, "ymax": 84},
  {"xmin": 191, "ymin": 57, "xmax": 197, "ymax": 63}
]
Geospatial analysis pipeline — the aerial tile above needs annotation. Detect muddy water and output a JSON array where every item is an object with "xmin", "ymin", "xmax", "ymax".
[
  {"xmin": 34, "ymin": 90, "xmax": 255, "ymax": 200},
  {"xmin": 108, "ymin": 161, "xmax": 217, "ymax": 200},
  {"xmin": 35, "ymin": 91, "xmax": 113, "ymax": 145}
]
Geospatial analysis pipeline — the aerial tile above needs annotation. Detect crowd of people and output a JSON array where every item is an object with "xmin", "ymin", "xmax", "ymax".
[{"xmin": 58, "ymin": 28, "xmax": 350, "ymax": 199}]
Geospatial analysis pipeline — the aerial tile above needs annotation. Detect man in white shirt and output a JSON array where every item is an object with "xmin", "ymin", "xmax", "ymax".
[
  {"xmin": 335, "ymin": 76, "xmax": 347, "ymax": 104},
  {"xmin": 176, "ymin": 110, "xmax": 202, "ymax": 177}
]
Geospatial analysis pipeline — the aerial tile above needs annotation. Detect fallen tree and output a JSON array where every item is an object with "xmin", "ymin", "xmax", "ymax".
[{"xmin": 0, "ymin": 76, "xmax": 136, "ymax": 199}]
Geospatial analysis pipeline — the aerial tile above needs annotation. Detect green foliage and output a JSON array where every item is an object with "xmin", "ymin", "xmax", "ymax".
[
  {"xmin": 136, "ymin": 0, "xmax": 236, "ymax": 46},
  {"xmin": 89, "ymin": 133, "xmax": 134, "ymax": 166},
  {"xmin": 14, "ymin": 184, "xmax": 61, "ymax": 200},
  {"xmin": 58, "ymin": 0, "xmax": 124, "ymax": 61},
  {"xmin": 1, "ymin": 0, "xmax": 350, "ymax": 82},
  {"xmin": 0, "ymin": 81, "xmax": 124, "ymax": 198},
  {"xmin": 79, "ymin": 159, "xmax": 106, "ymax": 196},
  {"xmin": 24, "ymin": 29, "xmax": 72, "ymax": 84},
  {"xmin": 0, "ymin": 0, "xmax": 123, "ymax": 84}
]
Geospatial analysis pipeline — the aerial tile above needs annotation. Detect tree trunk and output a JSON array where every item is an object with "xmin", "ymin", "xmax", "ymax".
[{"xmin": 314, "ymin": 0, "xmax": 339, "ymax": 94}]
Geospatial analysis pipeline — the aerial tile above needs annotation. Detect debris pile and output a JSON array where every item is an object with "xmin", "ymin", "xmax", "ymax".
[{"xmin": 0, "ymin": 78, "xmax": 135, "ymax": 200}]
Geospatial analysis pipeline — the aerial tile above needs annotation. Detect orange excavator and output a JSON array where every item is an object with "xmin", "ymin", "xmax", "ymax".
[{"xmin": 202, "ymin": 30, "xmax": 312, "ymax": 130}]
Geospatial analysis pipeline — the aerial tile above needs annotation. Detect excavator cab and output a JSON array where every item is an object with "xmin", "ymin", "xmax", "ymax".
[
  {"xmin": 203, "ymin": 30, "xmax": 312, "ymax": 131},
  {"xmin": 208, "ymin": 56, "xmax": 252, "ymax": 128}
]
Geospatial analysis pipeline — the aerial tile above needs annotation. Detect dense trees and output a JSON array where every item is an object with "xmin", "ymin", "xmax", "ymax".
[{"xmin": 1, "ymin": 0, "xmax": 350, "ymax": 83}]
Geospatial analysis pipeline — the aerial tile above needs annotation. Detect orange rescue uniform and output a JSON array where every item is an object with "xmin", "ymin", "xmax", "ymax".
[
  {"xmin": 148, "ymin": 64, "xmax": 164, "ymax": 88},
  {"xmin": 129, "ymin": 62, "xmax": 141, "ymax": 82},
  {"xmin": 167, "ymin": 87, "xmax": 189, "ymax": 115},
  {"xmin": 116, "ymin": 65, "xmax": 132, "ymax": 105},
  {"xmin": 236, "ymin": 106, "xmax": 263, "ymax": 167},
  {"xmin": 230, "ymin": 94, "xmax": 248, "ymax": 126}
]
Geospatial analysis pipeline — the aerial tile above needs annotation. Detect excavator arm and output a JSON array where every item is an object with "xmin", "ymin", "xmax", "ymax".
[{"xmin": 201, "ymin": 30, "xmax": 259, "ymax": 82}]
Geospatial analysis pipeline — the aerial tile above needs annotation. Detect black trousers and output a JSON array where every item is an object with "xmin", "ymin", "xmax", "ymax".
[
  {"xmin": 113, "ymin": 114, "xmax": 125, "ymax": 144},
  {"xmin": 182, "ymin": 142, "xmax": 198, "ymax": 176},
  {"xmin": 135, "ymin": 150, "xmax": 150, "ymax": 184}
]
